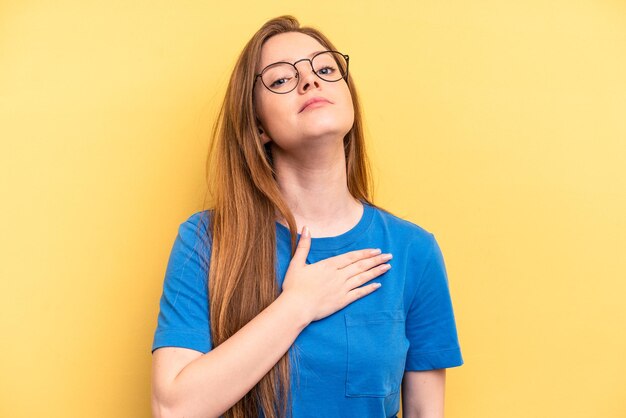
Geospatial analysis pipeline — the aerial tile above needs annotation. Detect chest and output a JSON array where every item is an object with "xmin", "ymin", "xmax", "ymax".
[{"xmin": 276, "ymin": 247, "xmax": 411, "ymax": 398}]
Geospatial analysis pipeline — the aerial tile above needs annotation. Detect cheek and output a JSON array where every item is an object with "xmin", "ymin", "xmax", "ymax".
[
  {"xmin": 255, "ymin": 97, "xmax": 300, "ymax": 140},
  {"xmin": 254, "ymin": 89, "xmax": 270, "ymax": 119},
  {"xmin": 340, "ymin": 86, "xmax": 355, "ymax": 120}
]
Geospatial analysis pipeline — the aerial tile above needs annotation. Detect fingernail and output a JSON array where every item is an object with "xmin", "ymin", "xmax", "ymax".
[{"xmin": 370, "ymin": 248, "xmax": 382, "ymax": 255}]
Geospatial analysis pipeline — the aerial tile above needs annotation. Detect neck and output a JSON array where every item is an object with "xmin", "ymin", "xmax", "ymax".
[{"xmin": 271, "ymin": 139, "xmax": 362, "ymax": 236}]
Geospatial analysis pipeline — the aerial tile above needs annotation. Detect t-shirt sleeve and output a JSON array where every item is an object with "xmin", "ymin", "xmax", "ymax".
[
  {"xmin": 404, "ymin": 233, "xmax": 464, "ymax": 371},
  {"xmin": 151, "ymin": 211, "xmax": 213, "ymax": 354}
]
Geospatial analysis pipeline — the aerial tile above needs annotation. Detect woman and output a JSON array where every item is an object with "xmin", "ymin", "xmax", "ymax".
[{"xmin": 151, "ymin": 15, "xmax": 463, "ymax": 418}]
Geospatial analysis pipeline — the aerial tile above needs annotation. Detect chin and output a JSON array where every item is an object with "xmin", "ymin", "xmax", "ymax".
[
  {"xmin": 304, "ymin": 115, "xmax": 352, "ymax": 136},
  {"xmin": 303, "ymin": 127, "xmax": 349, "ymax": 141}
]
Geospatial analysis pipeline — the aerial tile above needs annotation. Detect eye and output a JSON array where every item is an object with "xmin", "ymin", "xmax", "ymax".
[
  {"xmin": 317, "ymin": 66, "xmax": 336, "ymax": 76},
  {"xmin": 270, "ymin": 76, "xmax": 294, "ymax": 88}
]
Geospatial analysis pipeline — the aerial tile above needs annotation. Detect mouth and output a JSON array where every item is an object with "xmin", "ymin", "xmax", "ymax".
[{"xmin": 299, "ymin": 97, "xmax": 332, "ymax": 113}]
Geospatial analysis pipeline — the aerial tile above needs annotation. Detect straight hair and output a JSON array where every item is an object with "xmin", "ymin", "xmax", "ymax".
[{"xmin": 202, "ymin": 15, "xmax": 378, "ymax": 418}]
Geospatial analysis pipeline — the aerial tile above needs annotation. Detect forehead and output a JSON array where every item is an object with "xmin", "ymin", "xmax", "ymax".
[{"xmin": 257, "ymin": 32, "xmax": 327, "ymax": 71}]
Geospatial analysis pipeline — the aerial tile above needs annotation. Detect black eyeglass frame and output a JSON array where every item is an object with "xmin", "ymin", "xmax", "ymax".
[{"xmin": 253, "ymin": 50, "xmax": 350, "ymax": 94}]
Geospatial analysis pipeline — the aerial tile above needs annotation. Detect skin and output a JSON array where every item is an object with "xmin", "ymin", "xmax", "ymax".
[
  {"xmin": 253, "ymin": 32, "xmax": 447, "ymax": 417},
  {"xmin": 402, "ymin": 369, "xmax": 447, "ymax": 417},
  {"xmin": 253, "ymin": 31, "xmax": 362, "ymax": 237}
]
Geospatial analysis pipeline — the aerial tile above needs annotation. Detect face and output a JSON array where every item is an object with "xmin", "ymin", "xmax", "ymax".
[{"xmin": 253, "ymin": 32, "xmax": 354, "ymax": 151}]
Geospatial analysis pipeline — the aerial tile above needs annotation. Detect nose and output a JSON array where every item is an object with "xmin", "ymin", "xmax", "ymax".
[{"xmin": 295, "ymin": 60, "xmax": 320, "ymax": 93}]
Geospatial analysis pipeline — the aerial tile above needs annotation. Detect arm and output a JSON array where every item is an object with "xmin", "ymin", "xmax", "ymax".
[
  {"xmin": 402, "ymin": 234, "xmax": 462, "ymax": 417},
  {"xmin": 401, "ymin": 369, "xmax": 446, "ymax": 418},
  {"xmin": 151, "ymin": 292, "xmax": 310, "ymax": 418},
  {"xmin": 152, "ymin": 218, "xmax": 388, "ymax": 418}
]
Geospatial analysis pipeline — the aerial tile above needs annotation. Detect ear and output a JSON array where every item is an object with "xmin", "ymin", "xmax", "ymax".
[{"xmin": 256, "ymin": 121, "xmax": 272, "ymax": 145}]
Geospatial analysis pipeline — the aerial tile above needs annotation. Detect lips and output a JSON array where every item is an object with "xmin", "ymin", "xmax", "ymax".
[{"xmin": 299, "ymin": 97, "xmax": 331, "ymax": 113}]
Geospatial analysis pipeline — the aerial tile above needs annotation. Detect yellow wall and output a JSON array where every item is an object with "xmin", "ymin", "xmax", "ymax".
[{"xmin": 1, "ymin": 1, "xmax": 625, "ymax": 417}]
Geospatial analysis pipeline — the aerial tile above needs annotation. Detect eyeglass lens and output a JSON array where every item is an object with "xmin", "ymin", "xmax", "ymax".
[{"xmin": 260, "ymin": 52, "xmax": 347, "ymax": 93}]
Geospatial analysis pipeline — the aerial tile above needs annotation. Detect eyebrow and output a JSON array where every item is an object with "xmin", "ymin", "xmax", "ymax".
[{"xmin": 274, "ymin": 50, "xmax": 326, "ymax": 65}]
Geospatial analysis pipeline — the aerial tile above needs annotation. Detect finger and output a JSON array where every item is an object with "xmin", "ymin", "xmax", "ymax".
[
  {"xmin": 344, "ymin": 282, "xmax": 382, "ymax": 305},
  {"xmin": 345, "ymin": 262, "xmax": 391, "ymax": 289},
  {"xmin": 327, "ymin": 248, "xmax": 382, "ymax": 269},
  {"xmin": 341, "ymin": 253, "xmax": 392, "ymax": 278},
  {"xmin": 291, "ymin": 226, "xmax": 311, "ymax": 265}
]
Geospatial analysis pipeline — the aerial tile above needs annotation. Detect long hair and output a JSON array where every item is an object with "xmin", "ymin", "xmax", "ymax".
[{"xmin": 203, "ymin": 15, "xmax": 377, "ymax": 418}]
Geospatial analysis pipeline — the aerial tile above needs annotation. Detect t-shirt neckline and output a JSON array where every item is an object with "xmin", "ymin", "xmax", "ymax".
[{"xmin": 275, "ymin": 200, "xmax": 374, "ymax": 252}]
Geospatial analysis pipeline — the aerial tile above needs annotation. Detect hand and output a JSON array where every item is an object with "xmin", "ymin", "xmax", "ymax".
[{"xmin": 281, "ymin": 225, "xmax": 393, "ymax": 323}]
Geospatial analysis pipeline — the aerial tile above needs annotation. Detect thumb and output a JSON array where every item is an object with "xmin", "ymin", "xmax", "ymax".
[{"xmin": 292, "ymin": 226, "xmax": 311, "ymax": 265}]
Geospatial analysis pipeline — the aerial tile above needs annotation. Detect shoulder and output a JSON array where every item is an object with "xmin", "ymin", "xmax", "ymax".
[
  {"xmin": 178, "ymin": 209, "xmax": 213, "ymax": 240},
  {"xmin": 370, "ymin": 204, "xmax": 436, "ymax": 252},
  {"xmin": 173, "ymin": 209, "xmax": 214, "ymax": 262},
  {"xmin": 182, "ymin": 209, "xmax": 212, "ymax": 230}
]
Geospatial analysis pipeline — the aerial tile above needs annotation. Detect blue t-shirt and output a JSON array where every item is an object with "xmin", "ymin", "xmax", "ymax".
[{"xmin": 152, "ymin": 201, "xmax": 464, "ymax": 417}]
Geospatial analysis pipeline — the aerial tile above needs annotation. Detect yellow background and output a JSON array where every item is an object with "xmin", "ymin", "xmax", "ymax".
[{"xmin": 1, "ymin": 1, "xmax": 625, "ymax": 417}]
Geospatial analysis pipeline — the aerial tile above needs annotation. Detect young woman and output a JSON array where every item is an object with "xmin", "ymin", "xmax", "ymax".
[{"xmin": 151, "ymin": 15, "xmax": 463, "ymax": 418}]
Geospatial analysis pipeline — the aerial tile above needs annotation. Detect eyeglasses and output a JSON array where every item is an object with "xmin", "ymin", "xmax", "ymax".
[{"xmin": 254, "ymin": 50, "xmax": 349, "ymax": 94}]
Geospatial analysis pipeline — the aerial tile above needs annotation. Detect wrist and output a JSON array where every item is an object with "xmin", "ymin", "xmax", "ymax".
[{"xmin": 276, "ymin": 291, "xmax": 313, "ymax": 329}]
